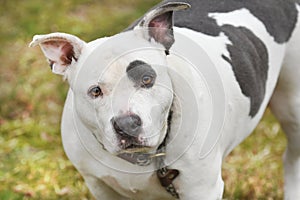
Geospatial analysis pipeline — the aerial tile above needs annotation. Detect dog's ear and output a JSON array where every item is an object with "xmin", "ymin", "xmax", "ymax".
[
  {"xmin": 30, "ymin": 33, "xmax": 86, "ymax": 75},
  {"xmin": 135, "ymin": 2, "xmax": 190, "ymax": 51}
]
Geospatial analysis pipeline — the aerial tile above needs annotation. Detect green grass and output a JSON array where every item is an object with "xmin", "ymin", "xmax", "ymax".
[
  {"xmin": 0, "ymin": 1, "xmax": 286, "ymax": 199},
  {"xmin": 223, "ymin": 110, "xmax": 285, "ymax": 199}
]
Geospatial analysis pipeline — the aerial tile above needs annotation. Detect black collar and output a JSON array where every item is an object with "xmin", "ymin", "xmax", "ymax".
[{"xmin": 155, "ymin": 110, "xmax": 180, "ymax": 199}]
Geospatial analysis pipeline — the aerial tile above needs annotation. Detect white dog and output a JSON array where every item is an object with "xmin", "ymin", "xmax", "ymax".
[{"xmin": 30, "ymin": 0, "xmax": 300, "ymax": 199}]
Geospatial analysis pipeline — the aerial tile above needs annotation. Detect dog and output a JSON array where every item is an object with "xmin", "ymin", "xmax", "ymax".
[{"xmin": 30, "ymin": 0, "xmax": 300, "ymax": 199}]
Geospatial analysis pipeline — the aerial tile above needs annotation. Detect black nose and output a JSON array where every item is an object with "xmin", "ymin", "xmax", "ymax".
[{"xmin": 112, "ymin": 114, "xmax": 142, "ymax": 137}]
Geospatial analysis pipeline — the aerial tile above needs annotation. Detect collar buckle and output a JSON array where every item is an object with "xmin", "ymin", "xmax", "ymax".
[{"xmin": 117, "ymin": 152, "xmax": 166, "ymax": 166}]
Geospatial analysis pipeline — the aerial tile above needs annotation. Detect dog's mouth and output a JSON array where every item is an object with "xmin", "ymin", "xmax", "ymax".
[
  {"xmin": 116, "ymin": 137, "xmax": 158, "ymax": 166},
  {"xmin": 118, "ymin": 137, "xmax": 152, "ymax": 152},
  {"xmin": 116, "ymin": 143, "xmax": 161, "ymax": 166}
]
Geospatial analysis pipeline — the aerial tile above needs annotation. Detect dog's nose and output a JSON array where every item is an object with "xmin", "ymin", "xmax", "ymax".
[{"xmin": 112, "ymin": 114, "xmax": 142, "ymax": 137}]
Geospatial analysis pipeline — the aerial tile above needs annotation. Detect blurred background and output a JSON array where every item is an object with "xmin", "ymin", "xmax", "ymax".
[{"xmin": 0, "ymin": 0, "xmax": 286, "ymax": 199}]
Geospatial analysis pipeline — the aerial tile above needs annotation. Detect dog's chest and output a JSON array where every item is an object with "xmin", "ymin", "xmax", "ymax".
[{"xmin": 101, "ymin": 173, "xmax": 174, "ymax": 199}]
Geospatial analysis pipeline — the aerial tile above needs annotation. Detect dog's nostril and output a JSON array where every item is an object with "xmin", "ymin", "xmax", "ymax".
[
  {"xmin": 113, "ymin": 121, "xmax": 124, "ymax": 134},
  {"xmin": 112, "ymin": 114, "xmax": 142, "ymax": 137},
  {"xmin": 131, "ymin": 114, "xmax": 142, "ymax": 127}
]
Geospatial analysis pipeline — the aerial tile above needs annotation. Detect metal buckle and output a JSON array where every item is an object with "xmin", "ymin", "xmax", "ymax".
[{"xmin": 117, "ymin": 152, "xmax": 166, "ymax": 166}]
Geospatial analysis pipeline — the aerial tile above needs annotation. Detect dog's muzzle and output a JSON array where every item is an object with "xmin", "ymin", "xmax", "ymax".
[{"xmin": 110, "ymin": 113, "xmax": 160, "ymax": 165}]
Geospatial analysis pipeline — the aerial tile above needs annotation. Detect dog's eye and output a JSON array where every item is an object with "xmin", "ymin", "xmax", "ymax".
[
  {"xmin": 141, "ymin": 75, "xmax": 154, "ymax": 88},
  {"xmin": 88, "ymin": 86, "xmax": 103, "ymax": 99}
]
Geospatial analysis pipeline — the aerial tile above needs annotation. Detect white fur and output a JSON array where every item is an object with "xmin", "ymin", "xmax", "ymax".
[{"xmin": 269, "ymin": 5, "xmax": 300, "ymax": 199}]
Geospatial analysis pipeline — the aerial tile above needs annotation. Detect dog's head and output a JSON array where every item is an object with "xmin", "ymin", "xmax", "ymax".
[{"xmin": 30, "ymin": 3, "xmax": 190, "ymax": 156}]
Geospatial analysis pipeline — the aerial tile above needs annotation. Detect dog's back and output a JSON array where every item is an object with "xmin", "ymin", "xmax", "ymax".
[{"xmin": 171, "ymin": 0, "xmax": 298, "ymax": 43}]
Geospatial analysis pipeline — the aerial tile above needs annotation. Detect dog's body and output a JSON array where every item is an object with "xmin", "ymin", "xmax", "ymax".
[{"xmin": 31, "ymin": 0, "xmax": 300, "ymax": 199}]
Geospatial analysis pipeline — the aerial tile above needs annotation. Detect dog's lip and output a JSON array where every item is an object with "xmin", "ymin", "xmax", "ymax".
[
  {"xmin": 118, "ymin": 135, "xmax": 148, "ymax": 150},
  {"xmin": 117, "ymin": 146, "xmax": 153, "ymax": 154}
]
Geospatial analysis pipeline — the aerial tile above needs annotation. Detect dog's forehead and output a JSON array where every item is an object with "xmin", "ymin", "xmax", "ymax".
[{"xmin": 74, "ymin": 31, "xmax": 168, "ymax": 92}]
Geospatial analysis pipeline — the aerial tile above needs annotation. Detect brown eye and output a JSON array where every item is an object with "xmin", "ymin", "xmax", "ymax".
[
  {"xmin": 88, "ymin": 86, "xmax": 103, "ymax": 99},
  {"xmin": 142, "ymin": 75, "xmax": 154, "ymax": 87}
]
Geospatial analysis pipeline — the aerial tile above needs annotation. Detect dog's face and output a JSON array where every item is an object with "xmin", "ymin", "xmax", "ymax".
[
  {"xmin": 73, "ymin": 39, "xmax": 174, "ymax": 154},
  {"xmin": 30, "ymin": 3, "xmax": 190, "ymax": 155}
]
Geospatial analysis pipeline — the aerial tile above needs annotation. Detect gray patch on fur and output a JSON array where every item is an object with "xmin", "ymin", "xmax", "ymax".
[
  {"xmin": 128, "ymin": 0, "xmax": 299, "ymax": 43},
  {"xmin": 164, "ymin": 0, "xmax": 299, "ymax": 43},
  {"xmin": 221, "ymin": 25, "xmax": 269, "ymax": 117}
]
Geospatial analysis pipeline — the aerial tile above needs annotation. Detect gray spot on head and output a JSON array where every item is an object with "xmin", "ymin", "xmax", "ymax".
[{"xmin": 126, "ymin": 60, "xmax": 157, "ymax": 88}]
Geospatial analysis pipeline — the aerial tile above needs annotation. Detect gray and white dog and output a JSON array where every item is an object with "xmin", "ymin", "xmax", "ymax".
[{"xmin": 30, "ymin": 0, "xmax": 300, "ymax": 199}]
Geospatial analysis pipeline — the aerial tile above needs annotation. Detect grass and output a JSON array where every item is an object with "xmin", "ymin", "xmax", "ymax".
[
  {"xmin": 223, "ymin": 110, "xmax": 286, "ymax": 199},
  {"xmin": 0, "ymin": 0, "xmax": 286, "ymax": 199}
]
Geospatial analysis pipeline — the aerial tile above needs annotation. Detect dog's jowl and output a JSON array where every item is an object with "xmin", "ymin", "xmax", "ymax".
[{"xmin": 31, "ymin": 0, "xmax": 300, "ymax": 199}]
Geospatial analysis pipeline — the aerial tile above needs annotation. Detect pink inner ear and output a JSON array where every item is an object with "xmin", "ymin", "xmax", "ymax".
[
  {"xmin": 61, "ymin": 42, "xmax": 76, "ymax": 65},
  {"xmin": 148, "ymin": 13, "xmax": 174, "ymax": 49},
  {"xmin": 42, "ymin": 41, "xmax": 75, "ymax": 66},
  {"xmin": 149, "ymin": 15, "xmax": 169, "ymax": 29}
]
